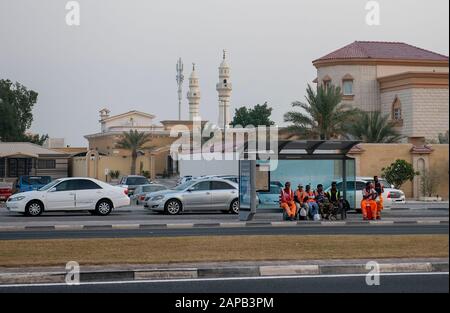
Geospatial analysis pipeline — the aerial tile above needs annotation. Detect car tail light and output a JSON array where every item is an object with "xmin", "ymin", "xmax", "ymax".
[
  {"xmin": 140, "ymin": 196, "xmax": 145, "ymax": 201},
  {"xmin": 387, "ymin": 192, "xmax": 391, "ymax": 199},
  {"xmin": 124, "ymin": 189, "xmax": 128, "ymax": 196}
]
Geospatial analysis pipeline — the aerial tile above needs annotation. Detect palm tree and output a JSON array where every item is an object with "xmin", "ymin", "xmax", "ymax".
[
  {"xmin": 346, "ymin": 111, "xmax": 404, "ymax": 143},
  {"xmin": 116, "ymin": 130, "xmax": 152, "ymax": 175},
  {"xmin": 284, "ymin": 84, "xmax": 359, "ymax": 140}
]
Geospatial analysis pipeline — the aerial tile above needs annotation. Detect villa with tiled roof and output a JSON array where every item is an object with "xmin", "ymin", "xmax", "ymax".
[{"xmin": 313, "ymin": 41, "xmax": 449, "ymax": 144}]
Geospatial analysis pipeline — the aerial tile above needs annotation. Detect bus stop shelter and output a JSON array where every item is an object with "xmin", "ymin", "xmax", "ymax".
[{"xmin": 238, "ymin": 140, "xmax": 360, "ymax": 221}]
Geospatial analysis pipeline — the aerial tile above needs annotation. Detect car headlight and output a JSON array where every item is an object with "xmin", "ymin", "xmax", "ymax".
[
  {"xmin": 151, "ymin": 195, "xmax": 165, "ymax": 201},
  {"xmin": 9, "ymin": 196, "xmax": 26, "ymax": 202}
]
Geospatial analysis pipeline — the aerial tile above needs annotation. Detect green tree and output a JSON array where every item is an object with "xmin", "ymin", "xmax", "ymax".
[
  {"xmin": 116, "ymin": 130, "xmax": 152, "ymax": 175},
  {"xmin": 438, "ymin": 131, "xmax": 449, "ymax": 144},
  {"xmin": 420, "ymin": 169, "xmax": 439, "ymax": 197},
  {"xmin": 346, "ymin": 111, "xmax": 404, "ymax": 143},
  {"xmin": 0, "ymin": 79, "xmax": 48, "ymax": 144},
  {"xmin": 382, "ymin": 159, "xmax": 419, "ymax": 189},
  {"xmin": 284, "ymin": 84, "xmax": 359, "ymax": 140},
  {"xmin": 230, "ymin": 102, "xmax": 275, "ymax": 127}
]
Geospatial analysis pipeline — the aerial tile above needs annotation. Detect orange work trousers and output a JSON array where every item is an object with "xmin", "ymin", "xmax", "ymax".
[
  {"xmin": 361, "ymin": 199, "xmax": 377, "ymax": 220},
  {"xmin": 281, "ymin": 201, "xmax": 297, "ymax": 218},
  {"xmin": 376, "ymin": 195, "xmax": 383, "ymax": 218}
]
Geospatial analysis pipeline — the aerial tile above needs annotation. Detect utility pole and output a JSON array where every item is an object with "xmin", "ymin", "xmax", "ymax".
[{"xmin": 176, "ymin": 58, "xmax": 184, "ymax": 120}]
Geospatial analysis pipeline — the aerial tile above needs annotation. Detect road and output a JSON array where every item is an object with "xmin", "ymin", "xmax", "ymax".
[
  {"xmin": 0, "ymin": 273, "xmax": 447, "ymax": 293},
  {"xmin": 0, "ymin": 224, "xmax": 448, "ymax": 240},
  {"xmin": 0, "ymin": 205, "xmax": 447, "ymax": 224}
]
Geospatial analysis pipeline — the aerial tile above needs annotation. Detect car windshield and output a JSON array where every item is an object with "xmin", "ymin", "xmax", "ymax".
[
  {"xmin": 126, "ymin": 177, "xmax": 149, "ymax": 185},
  {"xmin": 39, "ymin": 179, "xmax": 61, "ymax": 191},
  {"xmin": 172, "ymin": 181, "xmax": 195, "ymax": 191},
  {"xmin": 22, "ymin": 176, "xmax": 51, "ymax": 185}
]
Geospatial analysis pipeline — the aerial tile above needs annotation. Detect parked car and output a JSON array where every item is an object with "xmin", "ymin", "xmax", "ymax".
[
  {"xmin": 6, "ymin": 177, "xmax": 130, "ymax": 216},
  {"xmin": 257, "ymin": 184, "xmax": 282, "ymax": 208},
  {"xmin": 131, "ymin": 184, "xmax": 168, "ymax": 205},
  {"xmin": 176, "ymin": 175, "xmax": 193, "ymax": 185},
  {"xmin": 16, "ymin": 175, "xmax": 52, "ymax": 193},
  {"xmin": 118, "ymin": 175, "xmax": 151, "ymax": 196},
  {"xmin": 326, "ymin": 177, "xmax": 405, "ymax": 211},
  {"xmin": 144, "ymin": 178, "xmax": 239, "ymax": 215},
  {"xmin": 0, "ymin": 182, "xmax": 13, "ymax": 202}
]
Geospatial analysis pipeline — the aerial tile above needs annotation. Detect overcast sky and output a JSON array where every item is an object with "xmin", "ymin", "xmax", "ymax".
[{"xmin": 0, "ymin": 0, "xmax": 448, "ymax": 146}]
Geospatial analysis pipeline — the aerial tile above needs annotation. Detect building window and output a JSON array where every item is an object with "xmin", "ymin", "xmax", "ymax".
[
  {"xmin": 38, "ymin": 159, "xmax": 56, "ymax": 169},
  {"xmin": 8, "ymin": 158, "xmax": 32, "ymax": 178},
  {"xmin": 322, "ymin": 75, "xmax": 332, "ymax": 89},
  {"xmin": 343, "ymin": 80, "xmax": 354, "ymax": 95},
  {"xmin": 392, "ymin": 97, "xmax": 402, "ymax": 121}
]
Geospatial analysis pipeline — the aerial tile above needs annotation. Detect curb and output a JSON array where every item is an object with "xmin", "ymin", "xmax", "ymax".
[
  {"xmin": 0, "ymin": 261, "xmax": 447, "ymax": 285},
  {"xmin": 0, "ymin": 220, "xmax": 448, "ymax": 232}
]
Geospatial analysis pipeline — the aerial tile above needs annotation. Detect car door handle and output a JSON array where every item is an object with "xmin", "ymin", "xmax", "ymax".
[
  {"xmin": 206, "ymin": 192, "xmax": 211, "ymax": 195},
  {"xmin": 69, "ymin": 193, "xmax": 76, "ymax": 196}
]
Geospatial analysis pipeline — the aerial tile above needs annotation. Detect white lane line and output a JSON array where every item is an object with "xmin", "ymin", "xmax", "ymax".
[{"xmin": 0, "ymin": 272, "xmax": 447, "ymax": 288}]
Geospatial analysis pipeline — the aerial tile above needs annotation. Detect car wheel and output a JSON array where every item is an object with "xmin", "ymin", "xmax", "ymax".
[
  {"xmin": 230, "ymin": 199, "xmax": 239, "ymax": 214},
  {"xmin": 165, "ymin": 199, "xmax": 181, "ymax": 215},
  {"xmin": 95, "ymin": 200, "xmax": 113, "ymax": 216},
  {"xmin": 25, "ymin": 201, "xmax": 43, "ymax": 216}
]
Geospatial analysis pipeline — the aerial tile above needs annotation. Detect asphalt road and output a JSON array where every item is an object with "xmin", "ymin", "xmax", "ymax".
[
  {"xmin": 0, "ymin": 205, "xmax": 448, "ymax": 223},
  {"xmin": 0, "ymin": 224, "xmax": 448, "ymax": 240},
  {"xmin": 0, "ymin": 273, "xmax": 447, "ymax": 293}
]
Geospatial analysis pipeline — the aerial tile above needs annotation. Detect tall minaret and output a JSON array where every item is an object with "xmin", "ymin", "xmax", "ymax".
[
  {"xmin": 176, "ymin": 58, "xmax": 184, "ymax": 120},
  {"xmin": 187, "ymin": 63, "xmax": 201, "ymax": 120},
  {"xmin": 216, "ymin": 49, "xmax": 232, "ymax": 128}
]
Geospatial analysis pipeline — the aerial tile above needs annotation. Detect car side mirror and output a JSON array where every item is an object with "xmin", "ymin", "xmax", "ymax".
[
  {"xmin": 391, "ymin": 185, "xmax": 395, "ymax": 189},
  {"xmin": 187, "ymin": 188, "xmax": 194, "ymax": 192},
  {"xmin": 48, "ymin": 187, "xmax": 57, "ymax": 193}
]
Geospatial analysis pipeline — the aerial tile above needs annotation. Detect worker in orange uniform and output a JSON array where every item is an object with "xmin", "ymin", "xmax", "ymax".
[
  {"xmin": 295, "ymin": 184, "xmax": 309, "ymax": 220},
  {"xmin": 280, "ymin": 182, "xmax": 297, "ymax": 221},
  {"xmin": 361, "ymin": 182, "xmax": 378, "ymax": 220},
  {"xmin": 373, "ymin": 176, "xmax": 384, "ymax": 220}
]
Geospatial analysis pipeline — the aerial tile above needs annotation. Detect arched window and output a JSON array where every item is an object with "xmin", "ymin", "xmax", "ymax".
[
  {"xmin": 392, "ymin": 97, "xmax": 402, "ymax": 123},
  {"xmin": 342, "ymin": 74, "xmax": 354, "ymax": 96},
  {"xmin": 322, "ymin": 75, "xmax": 332, "ymax": 89}
]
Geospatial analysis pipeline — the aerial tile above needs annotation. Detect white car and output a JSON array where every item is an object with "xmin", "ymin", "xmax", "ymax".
[
  {"xmin": 328, "ymin": 177, "xmax": 405, "ymax": 211},
  {"xmin": 6, "ymin": 177, "xmax": 130, "ymax": 216}
]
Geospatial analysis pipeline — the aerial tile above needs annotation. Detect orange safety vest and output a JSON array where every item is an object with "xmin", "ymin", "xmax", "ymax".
[
  {"xmin": 280, "ymin": 189, "xmax": 294, "ymax": 203},
  {"xmin": 306, "ymin": 191, "xmax": 316, "ymax": 202},
  {"xmin": 296, "ymin": 190, "xmax": 307, "ymax": 204}
]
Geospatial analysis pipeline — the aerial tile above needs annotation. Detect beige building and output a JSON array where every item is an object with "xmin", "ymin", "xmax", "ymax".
[
  {"xmin": 313, "ymin": 41, "xmax": 449, "ymax": 144},
  {"xmin": 75, "ymin": 109, "xmax": 199, "ymax": 181},
  {"xmin": 348, "ymin": 143, "xmax": 448, "ymax": 200}
]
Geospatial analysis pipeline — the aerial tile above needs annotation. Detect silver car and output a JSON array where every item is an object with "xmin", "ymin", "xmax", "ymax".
[
  {"xmin": 144, "ymin": 179, "xmax": 239, "ymax": 215},
  {"xmin": 131, "ymin": 184, "xmax": 168, "ymax": 205}
]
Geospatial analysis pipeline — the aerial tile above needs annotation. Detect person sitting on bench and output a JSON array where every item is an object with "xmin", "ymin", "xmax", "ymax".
[{"xmin": 280, "ymin": 182, "xmax": 297, "ymax": 221}]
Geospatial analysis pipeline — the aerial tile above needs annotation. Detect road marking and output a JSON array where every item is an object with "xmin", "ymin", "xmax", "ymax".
[{"xmin": 0, "ymin": 272, "xmax": 447, "ymax": 288}]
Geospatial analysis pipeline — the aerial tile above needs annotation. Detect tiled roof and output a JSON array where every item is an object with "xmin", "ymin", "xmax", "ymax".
[
  {"xmin": 314, "ymin": 41, "xmax": 449, "ymax": 63},
  {"xmin": 0, "ymin": 142, "xmax": 67, "ymax": 158}
]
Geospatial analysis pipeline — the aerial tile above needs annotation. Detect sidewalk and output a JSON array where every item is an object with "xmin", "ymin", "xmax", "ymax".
[{"xmin": 0, "ymin": 258, "xmax": 447, "ymax": 285}]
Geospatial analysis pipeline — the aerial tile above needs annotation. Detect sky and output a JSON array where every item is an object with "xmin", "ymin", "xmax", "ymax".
[{"xmin": 0, "ymin": 0, "xmax": 449, "ymax": 146}]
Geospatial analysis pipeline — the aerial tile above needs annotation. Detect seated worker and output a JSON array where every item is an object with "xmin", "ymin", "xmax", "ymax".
[
  {"xmin": 373, "ymin": 176, "xmax": 384, "ymax": 220},
  {"xmin": 280, "ymin": 182, "xmax": 297, "ymax": 221},
  {"xmin": 361, "ymin": 182, "xmax": 378, "ymax": 220},
  {"xmin": 305, "ymin": 185, "xmax": 319, "ymax": 220},
  {"xmin": 295, "ymin": 184, "xmax": 309, "ymax": 220},
  {"xmin": 315, "ymin": 184, "xmax": 333, "ymax": 219},
  {"xmin": 326, "ymin": 181, "xmax": 344, "ymax": 217}
]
